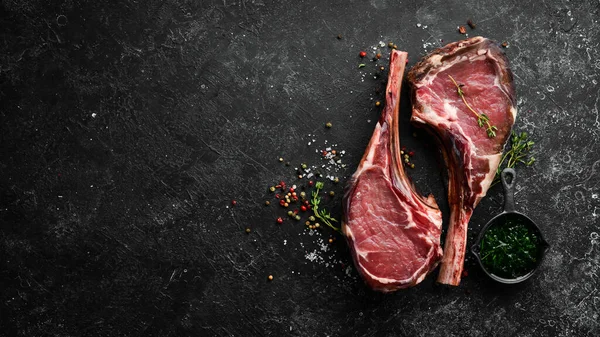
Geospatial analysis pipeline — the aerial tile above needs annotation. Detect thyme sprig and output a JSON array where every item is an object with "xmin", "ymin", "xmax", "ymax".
[
  {"xmin": 448, "ymin": 75, "xmax": 498, "ymax": 138},
  {"xmin": 311, "ymin": 182, "xmax": 340, "ymax": 232},
  {"xmin": 492, "ymin": 131, "xmax": 535, "ymax": 186}
]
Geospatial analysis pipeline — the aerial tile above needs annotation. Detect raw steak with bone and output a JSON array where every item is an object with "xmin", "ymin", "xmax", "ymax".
[
  {"xmin": 342, "ymin": 50, "xmax": 443, "ymax": 292},
  {"xmin": 408, "ymin": 36, "xmax": 516, "ymax": 286}
]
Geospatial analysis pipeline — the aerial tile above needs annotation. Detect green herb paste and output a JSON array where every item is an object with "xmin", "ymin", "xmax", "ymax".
[{"xmin": 479, "ymin": 218, "xmax": 541, "ymax": 279}]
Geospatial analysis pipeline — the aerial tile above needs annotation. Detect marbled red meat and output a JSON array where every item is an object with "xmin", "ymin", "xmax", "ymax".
[
  {"xmin": 408, "ymin": 36, "xmax": 516, "ymax": 286},
  {"xmin": 342, "ymin": 50, "xmax": 443, "ymax": 292}
]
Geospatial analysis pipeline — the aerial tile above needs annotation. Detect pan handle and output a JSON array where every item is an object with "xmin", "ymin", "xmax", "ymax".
[{"xmin": 501, "ymin": 168, "xmax": 517, "ymax": 213}]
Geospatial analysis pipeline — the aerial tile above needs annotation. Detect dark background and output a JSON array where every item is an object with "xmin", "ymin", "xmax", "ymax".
[{"xmin": 1, "ymin": 0, "xmax": 599, "ymax": 336}]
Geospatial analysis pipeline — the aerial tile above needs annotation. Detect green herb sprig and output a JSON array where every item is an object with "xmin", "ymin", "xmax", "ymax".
[
  {"xmin": 311, "ymin": 182, "xmax": 340, "ymax": 232},
  {"xmin": 448, "ymin": 75, "xmax": 498, "ymax": 138},
  {"xmin": 492, "ymin": 131, "xmax": 535, "ymax": 186}
]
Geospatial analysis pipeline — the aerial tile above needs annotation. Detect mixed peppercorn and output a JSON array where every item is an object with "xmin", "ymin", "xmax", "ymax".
[
  {"xmin": 401, "ymin": 147, "xmax": 417, "ymax": 169},
  {"xmin": 265, "ymin": 177, "xmax": 338, "ymax": 231}
]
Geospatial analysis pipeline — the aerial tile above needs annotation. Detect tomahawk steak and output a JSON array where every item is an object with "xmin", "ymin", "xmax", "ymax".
[
  {"xmin": 408, "ymin": 36, "xmax": 517, "ymax": 286},
  {"xmin": 342, "ymin": 50, "xmax": 443, "ymax": 292}
]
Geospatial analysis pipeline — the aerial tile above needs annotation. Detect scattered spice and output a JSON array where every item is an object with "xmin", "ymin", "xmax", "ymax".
[
  {"xmin": 337, "ymin": 34, "xmax": 342, "ymax": 40},
  {"xmin": 268, "ymin": 275, "xmax": 274, "ymax": 281},
  {"xmin": 392, "ymin": 44, "xmax": 397, "ymax": 49},
  {"xmin": 358, "ymin": 63, "xmax": 366, "ymax": 68},
  {"xmin": 501, "ymin": 41, "xmax": 509, "ymax": 48},
  {"xmin": 375, "ymin": 101, "xmax": 381, "ymax": 107},
  {"xmin": 325, "ymin": 122, "xmax": 333, "ymax": 128},
  {"xmin": 376, "ymin": 53, "xmax": 381, "ymax": 59},
  {"xmin": 380, "ymin": 66, "xmax": 384, "ymax": 71},
  {"xmin": 388, "ymin": 42, "xmax": 394, "ymax": 48},
  {"xmin": 359, "ymin": 51, "xmax": 367, "ymax": 58},
  {"xmin": 262, "ymin": 139, "xmax": 348, "ymax": 240},
  {"xmin": 231, "ymin": 200, "xmax": 237, "ymax": 206},
  {"xmin": 328, "ymin": 238, "xmax": 333, "ymax": 243},
  {"xmin": 329, "ymin": 191, "xmax": 335, "ymax": 197},
  {"xmin": 458, "ymin": 26, "xmax": 467, "ymax": 34},
  {"xmin": 278, "ymin": 157, "xmax": 284, "ymax": 162},
  {"xmin": 467, "ymin": 19, "xmax": 476, "ymax": 29},
  {"xmin": 448, "ymin": 75, "xmax": 498, "ymax": 138},
  {"xmin": 245, "ymin": 228, "xmax": 251, "ymax": 233}
]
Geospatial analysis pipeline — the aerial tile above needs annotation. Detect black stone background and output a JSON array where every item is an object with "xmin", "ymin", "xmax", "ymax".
[{"xmin": 1, "ymin": 0, "xmax": 599, "ymax": 336}]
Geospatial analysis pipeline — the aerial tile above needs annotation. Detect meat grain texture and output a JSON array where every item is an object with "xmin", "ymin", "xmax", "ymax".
[
  {"xmin": 408, "ymin": 36, "xmax": 517, "ymax": 286},
  {"xmin": 342, "ymin": 50, "xmax": 443, "ymax": 292}
]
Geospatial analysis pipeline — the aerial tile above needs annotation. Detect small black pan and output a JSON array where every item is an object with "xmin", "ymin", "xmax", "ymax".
[{"xmin": 471, "ymin": 168, "xmax": 550, "ymax": 284}]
